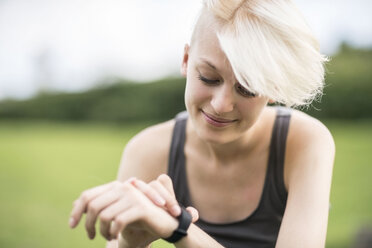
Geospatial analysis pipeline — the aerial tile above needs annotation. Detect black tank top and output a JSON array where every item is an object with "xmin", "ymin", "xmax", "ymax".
[{"xmin": 167, "ymin": 107, "xmax": 291, "ymax": 248}]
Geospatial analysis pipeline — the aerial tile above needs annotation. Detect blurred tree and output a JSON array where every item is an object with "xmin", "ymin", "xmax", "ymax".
[{"xmin": 0, "ymin": 44, "xmax": 371, "ymax": 122}]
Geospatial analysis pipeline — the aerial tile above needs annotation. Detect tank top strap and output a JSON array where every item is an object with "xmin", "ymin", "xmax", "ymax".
[
  {"xmin": 264, "ymin": 107, "xmax": 292, "ymax": 210},
  {"xmin": 167, "ymin": 111, "xmax": 191, "ymax": 207}
]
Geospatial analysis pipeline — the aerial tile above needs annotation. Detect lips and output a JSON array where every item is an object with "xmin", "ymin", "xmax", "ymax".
[{"xmin": 201, "ymin": 110, "xmax": 237, "ymax": 127}]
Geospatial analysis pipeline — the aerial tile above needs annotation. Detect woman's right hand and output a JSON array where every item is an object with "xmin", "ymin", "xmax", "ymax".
[
  {"xmin": 114, "ymin": 174, "xmax": 198, "ymax": 248},
  {"xmin": 130, "ymin": 174, "xmax": 199, "ymax": 223},
  {"xmin": 69, "ymin": 174, "xmax": 198, "ymax": 248}
]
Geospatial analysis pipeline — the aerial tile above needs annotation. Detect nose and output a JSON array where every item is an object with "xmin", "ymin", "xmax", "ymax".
[{"xmin": 210, "ymin": 85, "xmax": 235, "ymax": 114}]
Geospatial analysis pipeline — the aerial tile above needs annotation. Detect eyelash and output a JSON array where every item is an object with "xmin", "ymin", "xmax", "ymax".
[
  {"xmin": 235, "ymin": 83, "xmax": 257, "ymax": 98},
  {"xmin": 197, "ymin": 74, "xmax": 257, "ymax": 98},
  {"xmin": 198, "ymin": 74, "xmax": 220, "ymax": 85}
]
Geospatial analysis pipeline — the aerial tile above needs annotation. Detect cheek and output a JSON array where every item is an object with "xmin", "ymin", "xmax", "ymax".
[
  {"xmin": 185, "ymin": 79, "xmax": 210, "ymax": 108},
  {"xmin": 237, "ymin": 98, "xmax": 268, "ymax": 124}
]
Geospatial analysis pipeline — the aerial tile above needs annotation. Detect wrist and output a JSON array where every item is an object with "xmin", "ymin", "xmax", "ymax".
[
  {"xmin": 174, "ymin": 224, "xmax": 225, "ymax": 248},
  {"xmin": 118, "ymin": 235, "xmax": 136, "ymax": 248},
  {"xmin": 118, "ymin": 236, "xmax": 151, "ymax": 248},
  {"xmin": 163, "ymin": 207, "xmax": 192, "ymax": 243}
]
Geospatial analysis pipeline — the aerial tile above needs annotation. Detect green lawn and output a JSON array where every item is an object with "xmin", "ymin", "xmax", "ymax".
[{"xmin": 0, "ymin": 119, "xmax": 371, "ymax": 248}]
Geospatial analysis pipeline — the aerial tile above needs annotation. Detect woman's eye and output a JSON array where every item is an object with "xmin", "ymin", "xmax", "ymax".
[
  {"xmin": 198, "ymin": 74, "xmax": 220, "ymax": 85},
  {"xmin": 235, "ymin": 83, "xmax": 257, "ymax": 98}
]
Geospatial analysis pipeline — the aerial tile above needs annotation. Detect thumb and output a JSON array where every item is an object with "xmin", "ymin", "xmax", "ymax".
[
  {"xmin": 185, "ymin": 206, "xmax": 199, "ymax": 223},
  {"xmin": 157, "ymin": 174, "xmax": 176, "ymax": 197}
]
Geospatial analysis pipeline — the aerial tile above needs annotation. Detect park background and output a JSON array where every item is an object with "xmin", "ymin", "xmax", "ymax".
[{"xmin": 0, "ymin": 0, "xmax": 371, "ymax": 247}]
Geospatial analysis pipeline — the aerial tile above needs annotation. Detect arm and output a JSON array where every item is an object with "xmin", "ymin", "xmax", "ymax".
[
  {"xmin": 116, "ymin": 176, "xmax": 222, "ymax": 248},
  {"xmin": 106, "ymin": 221, "xmax": 223, "ymax": 248},
  {"xmin": 70, "ymin": 178, "xmax": 224, "ymax": 248},
  {"xmin": 115, "ymin": 225, "xmax": 224, "ymax": 248},
  {"xmin": 129, "ymin": 176, "xmax": 218, "ymax": 248},
  {"xmin": 118, "ymin": 123, "xmax": 226, "ymax": 247},
  {"xmin": 103, "ymin": 121, "xmax": 174, "ymax": 248},
  {"xmin": 69, "ymin": 121, "xmax": 174, "ymax": 247},
  {"xmin": 276, "ymin": 112, "xmax": 335, "ymax": 248},
  {"xmin": 174, "ymin": 224, "xmax": 224, "ymax": 248},
  {"xmin": 69, "ymin": 120, "xmax": 225, "ymax": 247},
  {"xmin": 116, "ymin": 120, "xmax": 174, "ymax": 183},
  {"xmin": 105, "ymin": 238, "xmax": 150, "ymax": 248}
]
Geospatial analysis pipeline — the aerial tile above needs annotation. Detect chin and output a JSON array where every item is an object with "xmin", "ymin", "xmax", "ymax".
[
  {"xmin": 202, "ymin": 132, "xmax": 244, "ymax": 146},
  {"xmin": 196, "ymin": 122, "xmax": 240, "ymax": 145}
]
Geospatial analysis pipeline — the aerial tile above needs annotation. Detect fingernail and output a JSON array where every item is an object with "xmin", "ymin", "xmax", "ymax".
[
  {"xmin": 69, "ymin": 217, "xmax": 76, "ymax": 228},
  {"xmin": 154, "ymin": 196, "xmax": 166, "ymax": 206},
  {"xmin": 88, "ymin": 232, "xmax": 95, "ymax": 240},
  {"xmin": 171, "ymin": 205, "xmax": 181, "ymax": 216},
  {"xmin": 128, "ymin": 177, "xmax": 137, "ymax": 184}
]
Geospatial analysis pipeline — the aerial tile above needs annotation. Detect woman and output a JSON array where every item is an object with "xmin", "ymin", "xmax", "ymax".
[{"xmin": 69, "ymin": 0, "xmax": 335, "ymax": 247}]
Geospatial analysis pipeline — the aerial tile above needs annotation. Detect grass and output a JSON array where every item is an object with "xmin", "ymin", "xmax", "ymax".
[
  {"xmin": 0, "ymin": 119, "xmax": 371, "ymax": 248},
  {"xmin": 323, "ymin": 120, "xmax": 372, "ymax": 248}
]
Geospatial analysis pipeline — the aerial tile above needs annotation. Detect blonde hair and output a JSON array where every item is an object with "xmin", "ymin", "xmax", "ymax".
[{"xmin": 194, "ymin": 0, "xmax": 328, "ymax": 107}]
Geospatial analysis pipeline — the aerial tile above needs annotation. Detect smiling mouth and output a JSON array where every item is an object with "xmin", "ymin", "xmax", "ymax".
[{"xmin": 201, "ymin": 110, "xmax": 237, "ymax": 127}]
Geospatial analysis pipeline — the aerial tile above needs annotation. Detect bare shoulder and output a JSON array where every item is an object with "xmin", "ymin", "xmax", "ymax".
[
  {"xmin": 288, "ymin": 109, "xmax": 335, "ymax": 147},
  {"xmin": 117, "ymin": 119, "xmax": 175, "ymax": 183},
  {"xmin": 284, "ymin": 109, "xmax": 335, "ymax": 190}
]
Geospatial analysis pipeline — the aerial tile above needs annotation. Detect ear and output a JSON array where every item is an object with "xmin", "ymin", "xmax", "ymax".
[{"xmin": 180, "ymin": 44, "xmax": 190, "ymax": 77}]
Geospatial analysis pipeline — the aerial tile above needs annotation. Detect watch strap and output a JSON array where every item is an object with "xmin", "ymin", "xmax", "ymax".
[{"xmin": 164, "ymin": 207, "xmax": 192, "ymax": 243}]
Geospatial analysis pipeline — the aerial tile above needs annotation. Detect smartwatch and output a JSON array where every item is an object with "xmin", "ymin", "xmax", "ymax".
[{"xmin": 164, "ymin": 207, "xmax": 192, "ymax": 243}]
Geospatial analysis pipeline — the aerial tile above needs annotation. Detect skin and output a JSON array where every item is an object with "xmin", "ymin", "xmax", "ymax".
[{"xmin": 70, "ymin": 9, "xmax": 335, "ymax": 248}]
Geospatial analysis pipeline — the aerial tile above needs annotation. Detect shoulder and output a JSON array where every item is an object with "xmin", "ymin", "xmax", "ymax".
[
  {"xmin": 117, "ymin": 119, "xmax": 176, "ymax": 183},
  {"xmin": 284, "ymin": 109, "xmax": 335, "ymax": 190},
  {"xmin": 287, "ymin": 109, "xmax": 335, "ymax": 149}
]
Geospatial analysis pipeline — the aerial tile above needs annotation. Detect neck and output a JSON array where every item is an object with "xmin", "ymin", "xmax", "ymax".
[{"xmin": 189, "ymin": 115, "xmax": 265, "ymax": 166}]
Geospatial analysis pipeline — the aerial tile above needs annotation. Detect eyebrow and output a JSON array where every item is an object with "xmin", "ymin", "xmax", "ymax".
[{"xmin": 200, "ymin": 58, "xmax": 218, "ymax": 71}]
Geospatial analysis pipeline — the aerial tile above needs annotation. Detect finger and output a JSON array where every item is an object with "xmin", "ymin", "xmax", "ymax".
[
  {"xmin": 69, "ymin": 182, "xmax": 114, "ymax": 228},
  {"xmin": 99, "ymin": 199, "xmax": 131, "ymax": 241},
  {"xmin": 157, "ymin": 174, "xmax": 175, "ymax": 197},
  {"xmin": 156, "ymin": 174, "xmax": 181, "ymax": 216},
  {"xmin": 186, "ymin": 206, "xmax": 199, "ymax": 223},
  {"xmin": 149, "ymin": 180, "xmax": 181, "ymax": 217},
  {"xmin": 110, "ymin": 208, "xmax": 141, "ymax": 240},
  {"xmin": 85, "ymin": 190, "xmax": 121, "ymax": 239},
  {"xmin": 99, "ymin": 219, "xmax": 112, "ymax": 241},
  {"xmin": 126, "ymin": 177, "xmax": 137, "ymax": 184},
  {"xmin": 131, "ymin": 179, "xmax": 166, "ymax": 207}
]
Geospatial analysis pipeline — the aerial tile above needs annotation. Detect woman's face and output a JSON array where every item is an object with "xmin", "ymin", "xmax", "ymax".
[{"xmin": 181, "ymin": 14, "xmax": 269, "ymax": 144}]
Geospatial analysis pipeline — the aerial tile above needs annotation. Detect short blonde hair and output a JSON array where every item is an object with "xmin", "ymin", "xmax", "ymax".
[{"xmin": 195, "ymin": 0, "xmax": 328, "ymax": 107}]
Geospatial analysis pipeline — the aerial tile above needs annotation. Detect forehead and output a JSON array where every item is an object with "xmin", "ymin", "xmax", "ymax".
[{"xmin": 191, "ymin": 11, "xmax": 231, "ymax": 71}]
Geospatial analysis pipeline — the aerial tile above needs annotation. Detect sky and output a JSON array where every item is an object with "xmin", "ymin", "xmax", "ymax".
[{"xmin": 0, "ymin": 0, "xmax": 371, "ymax": 100}]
